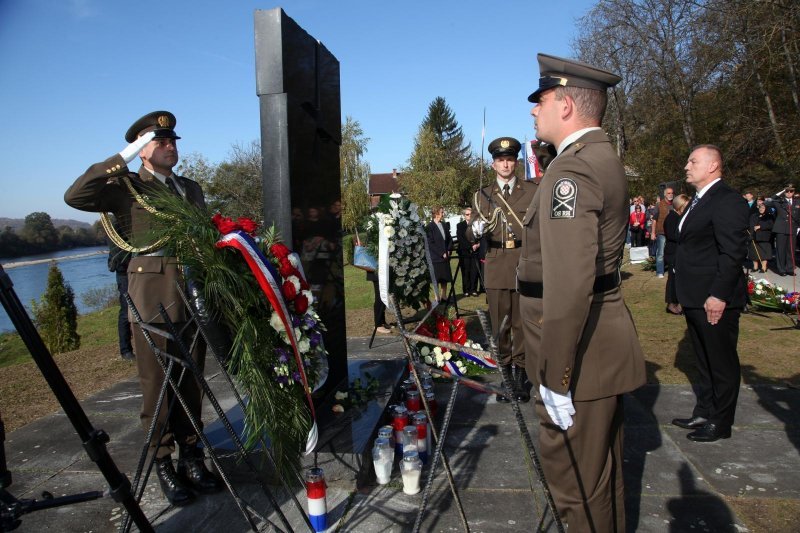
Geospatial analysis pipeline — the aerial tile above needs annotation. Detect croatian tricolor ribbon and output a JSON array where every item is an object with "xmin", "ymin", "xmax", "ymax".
[
  {"xmin": 460, "ymin": 351, "xmax": 498, "ymax": 369},
  {"xmin": 442, "ymin": 360, "xmax": 464, "ymax": 376},
  {"xmin": 216, "ymin": 230, "xmax": 318, "ymax": 454}
]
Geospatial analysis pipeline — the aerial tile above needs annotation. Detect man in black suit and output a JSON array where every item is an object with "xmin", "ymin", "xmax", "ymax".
[
  {"xmin": 672, "ymin": 145, "xmax": 749, "ymax": 442},
  {"xmin": 768, "ymin": 184, "xmax": 799, "ymax": 276},
  {"xmin": 456, "ymin": 207, "xmax": 479, "ymax": 296}
]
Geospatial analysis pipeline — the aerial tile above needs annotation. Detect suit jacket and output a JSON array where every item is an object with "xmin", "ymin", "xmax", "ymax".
[
  {"xmin": 675, "ymin": 180, "xmax": 748, "ymax": 309},
  {"xmin": 663, "ymin": 209, "xmax": 680, "ymax": 268},
  {"xmin": 425, "ymin": 221, "xmax": 452, "ymax": 263},
  {"xmin": 518, "ymin": 129, "xmax": 645, "ymax": 400},
  {"xmin": 456, "ymin": 220, "xmax": 473, "ymax": 255},
  {"xmin": 769, "ymin": 195, "xmax": 800, "ymax": 235},
  {"xmin": 467, "ymin": 179, "xmax": 536, "ymax": 289},
  {"xmin": 65, "ymin": 154, "xmax": 206, "ymax": 323}
]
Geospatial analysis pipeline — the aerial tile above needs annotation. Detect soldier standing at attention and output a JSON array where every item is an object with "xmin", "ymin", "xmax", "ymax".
[
  {"xmin": 65, "ymin": 111, "xmax": 221, "ymax": 506},
  {"xmin": 468, "ymin": 137, "xmax": 537, "ymax": 402},
  {"xmin": 518, "ymin": 55, "xmax": 646, "ymax": 531}
]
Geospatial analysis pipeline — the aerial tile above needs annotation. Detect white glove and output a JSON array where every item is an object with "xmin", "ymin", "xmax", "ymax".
[
  {"xmin": 471, "ymin": 220, "xmax": 486, "ymax": 238},
  {"xmin": 539, "ymin": 384, "xmax": 575, "ymax": 431},
  {"xmin": 119, "ymin": 130, "xmax": 156, "ymax": 164}
]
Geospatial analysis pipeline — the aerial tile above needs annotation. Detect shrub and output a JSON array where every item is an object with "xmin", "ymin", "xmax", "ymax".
[
  {"xmin": 342, "ymin": 234, "xmax": 354, "ymax": 265},
  {"xmin": 31, "ymin": 262, "xmax": 80, "ymax": 354},
  {"xmin": 81, "ymin": 283, "xmax": 119, "ymax": 311}
]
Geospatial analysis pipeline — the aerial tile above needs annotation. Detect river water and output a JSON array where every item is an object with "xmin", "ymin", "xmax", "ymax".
[{"xmin": 0, "ymin": 246, "xmax": 114, "ymax": 334}]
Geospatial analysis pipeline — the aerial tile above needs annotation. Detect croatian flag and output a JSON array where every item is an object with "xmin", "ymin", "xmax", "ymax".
[{"xmin": 523, "ymin": 139, "xmax": 542, "ymax": 181}]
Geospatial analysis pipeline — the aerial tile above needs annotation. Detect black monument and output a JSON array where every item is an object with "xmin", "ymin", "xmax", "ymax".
[{"xmin": 254, "ymin": 8, "xmax": 346, "ymax": 395}]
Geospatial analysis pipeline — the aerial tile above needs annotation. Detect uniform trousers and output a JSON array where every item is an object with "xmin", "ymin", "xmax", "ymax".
[
  {"xmin": 774, "ymin": 233, "xmax": 796, "ymax": 274},
  {"xmin": 683, "ymin": 307, "xmax": 741, "ymax": 428},
  {"xmin": 535, "ymin": 394, "xmax": 625, "ymax": 532},
  {"xmin": 486, "ymin": 288, "xmax": 523, "ymax": 367},
  {"xmin": 132, "ymin": 324, "xmax": 206, "ymax": 459}
]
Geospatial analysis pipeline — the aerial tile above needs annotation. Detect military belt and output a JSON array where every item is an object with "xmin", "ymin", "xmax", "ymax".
[
  {"xmin": 488, "ymin": 239, "xmax": 522, "ymax": 249},
  {"xmin": 518, "ymin": 270, "xmax": 621, "ymax": 299}
]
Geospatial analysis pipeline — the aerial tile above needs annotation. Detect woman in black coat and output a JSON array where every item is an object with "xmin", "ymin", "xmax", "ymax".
[
  {"xmin": 664, "ymin": 194, "xmax": 689, "ymax": 314},
  {"xmin": 748, "ymin": 202, "xmax": 774, "ymax": 272},
  {"xmin": 426, "ymin": 206, "xmax": 453, "ymax": 300}
]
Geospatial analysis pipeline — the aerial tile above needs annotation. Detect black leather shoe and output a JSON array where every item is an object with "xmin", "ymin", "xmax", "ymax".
[
  {"xmin": 497, "ymin": 366, "xmax": 512, "ymax": 403},
  {"xmin": 513, "ymin": 366, "xmax": 531, "ymax": 403},
  {"xmin": 156, "ymin": 457, "xmax": 194, "ymax": 506},
  {"xmin": 687, "ymin": 423, "xmax": 731, "ymax": 442},
  {"xmin": 671, "ymin": 416, "xmax": 708, "ymax": 429},
  {"xmin": 178, "ymin": 446, "xmax": 223, "ymax": 494}
]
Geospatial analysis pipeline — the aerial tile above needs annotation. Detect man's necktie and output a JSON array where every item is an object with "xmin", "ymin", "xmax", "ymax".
[
  {"xmin": 503, "ymin": 184, "xmax": 510, "ymax": 200},
  {"xmin": 689, "ymin": 194, "xmax": 699, "ymax": 211},
  {"xmin": 165, "ymin": 177, "xmax": 184, "ymax": 199}
]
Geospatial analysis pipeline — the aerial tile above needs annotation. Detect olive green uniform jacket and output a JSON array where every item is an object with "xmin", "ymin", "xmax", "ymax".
[{"xmin": 517, "ymin": 130, "xmax": 645, "ymax": 400}]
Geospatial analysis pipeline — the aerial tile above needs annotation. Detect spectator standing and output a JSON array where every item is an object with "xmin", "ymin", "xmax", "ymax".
[
  {"xmin": 456, "ymin": 207, "xmax": 479, "ymax": 296},
  {"xmin": 426, "ymin": 206, "xmax": 453, "ymax": 300},
  {"xmin": 652, "ymin": 187, "xmax": 675, "ymax": 278},
  {"xmin": 748, "ymin": 203, "xmax": 774, "ymax": 273},
  {"xmin": 628, "ymin": 204, "xmax": 646, "ymax": 246},
  {"xmin": 768, "ymin": 184, "xmax": 799, "ymax": 276},
  {"xmin": 664, "ymin": 194, "xmax": 689, "ymax": 314},
  {"xmin": 107, "ymin": 230, "xmax": 133, "ymax": 360}
]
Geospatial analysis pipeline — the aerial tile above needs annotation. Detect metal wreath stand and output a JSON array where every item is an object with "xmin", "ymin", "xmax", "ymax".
[
  {"xmin": 118, "ymin": 282, "xmax": 317, "ymax": 533},
  {"xmin": 387, "ymin": 293, "xmax": 564, "ymax": 533}
]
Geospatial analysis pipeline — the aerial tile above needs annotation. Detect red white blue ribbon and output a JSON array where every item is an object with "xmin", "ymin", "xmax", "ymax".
[
  {"xmin": 460, "ymin": 351, "xmax": 498, "ymax": 369},
  {"xmin": 216, "ymin": 230, "xmax": 318, "ymax": 454},
  {"xmin": 442, "ymin": 360, "xmax": 464, "ymax": 376}
]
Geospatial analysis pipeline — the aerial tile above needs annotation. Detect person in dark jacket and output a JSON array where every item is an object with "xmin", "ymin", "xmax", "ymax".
[
  {"xmin": 456, "ymin": 207, "xmax": 480, "ymax": 296},
  {"xmin": 425, "ymin": 206, "xmax": 453, "ymax": 300},
  {"xmin": 748, "ymin": 203, "xmax": 774, "ymax": 272},
  {"xmin": 664, "ymin": 194, "xmax": 689, "ymax": 314}
]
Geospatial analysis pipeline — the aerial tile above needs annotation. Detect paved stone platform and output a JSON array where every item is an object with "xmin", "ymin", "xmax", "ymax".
[{"xmin": 3, "ymin": 335, "xmax": 799, "ymax": 532}]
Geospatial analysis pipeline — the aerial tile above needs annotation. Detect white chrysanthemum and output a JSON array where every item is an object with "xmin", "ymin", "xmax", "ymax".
[
  {"xmin": 755, "ymin": 289, "xmax": 763, "ymax": 295},
  {"xmin": 388, "ymin": 243, "xmax": 395, "ymax": 253},
  {"xmin": 298, "ymin": 338, "xmax": 311, "ymax": 353},
  {"xmin": 425, "ymin": 356, "xmax": 434, "ymax": 364},
  {"xmin": 384, "ymin": 226, "xmax": 395, "ymax": 237},
  {"xmin": 455, "ymin": 360, "xmax": 464, "ymax": 368},
  {"xmin": 395, "ymin": 278, "xmax": 405, "ymax": 286},
  {"xmin": 334, "ymin": 391, "xmax": 348, "ymax": 400},
  {"xmin": 398, "ymin": 228, "xmax": 408, "ymax": 238},
  {"xmin": 420, "ymin": 346, "xmax": 430, "ymax": 356},
  {"xmin": 444, "ymin": 351, "xmax": 452, "ymax": 360},
  {"xmin": 433, "ymin": 346, "xmax": 442, "ymax": 355},
  {"xmin": 270, "ymin": 312, "xmax": 285, "ymax": 332}
]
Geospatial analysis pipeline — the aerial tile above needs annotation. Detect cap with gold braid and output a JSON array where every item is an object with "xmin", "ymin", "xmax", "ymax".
[
  {"xmin": 487, "ymin": 137, "xmax": 521, "ymax": 159},
  {"xmin": 124, "ymin": 110, "xmax": 180, "ymax": 143},
  {"xmin": 528, "ymin": 53, "xmax": 621, "ymax": 103}
]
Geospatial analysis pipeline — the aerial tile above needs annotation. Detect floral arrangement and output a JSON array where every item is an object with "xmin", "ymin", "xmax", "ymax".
[
  {"xmin": 331, "ymin": 373, "xmax": 380, "ymax": 414},
  {"xmin": 364, "ymin": 193, "xmax": 431, "ymax": 310},
  {"xmin": 416, "ymin": 311, "xmax": 495, "ymax": 377},
  {"xmin": 149, "ymin": 193, "xmax": 327, "ymax": 480},
  {"xmin": 748, "ymin": 276, "xmax": 799, "ymax": 312}
]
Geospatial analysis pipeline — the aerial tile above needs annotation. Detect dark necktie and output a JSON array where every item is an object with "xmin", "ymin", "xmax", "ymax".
[
  {"xmin": 503, "ymin": 184, "xmax": 510, "ymax": 200},
  {"xmin": 689, "ymin": 195, "xmax": 699, "ymax": 211},
  {"xmin": 165, "ymin": 176, "xmax": 184, "ymax": 199}
]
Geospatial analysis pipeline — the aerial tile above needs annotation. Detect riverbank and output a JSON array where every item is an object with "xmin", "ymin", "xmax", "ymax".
[{"xmin": 1, "ymin": 249, "xmax": 108, "ymax": 269}]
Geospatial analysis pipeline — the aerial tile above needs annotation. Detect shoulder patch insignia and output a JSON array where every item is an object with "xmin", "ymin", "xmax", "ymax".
[{"xmin": 551, "ymin": 178, "xmax": 577, "ymax": 219}]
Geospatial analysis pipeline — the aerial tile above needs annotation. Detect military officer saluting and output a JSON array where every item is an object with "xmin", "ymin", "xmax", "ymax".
[
  {"xmin": 65, "ymin": 111, "xmax": 221, "ymax": 506},
  {"xmin": 468, "ymin": 137, "xmax": 537, "ymax": 402},
  {"xmin": 518, "ymin": 54, "xmax": 646, "ymax": 531}
]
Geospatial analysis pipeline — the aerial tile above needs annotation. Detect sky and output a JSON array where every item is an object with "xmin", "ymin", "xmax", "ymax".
[{"xmin": 0, "ymin": 0, "xmax": 596, "ymax": 224}]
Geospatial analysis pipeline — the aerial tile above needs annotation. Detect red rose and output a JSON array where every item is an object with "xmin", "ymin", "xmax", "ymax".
[
  {"xmin": 279, "ymin": 261, "xmax": 296, "ymax": 278},
  {"xmin": 294, "ymin": 294, "xmax": 309, "ymax": 314},
  {"xmin": 747, "ymin": 281, "xmax": 755, "ymax": 295},
  {"xmin": 452, "ymin": 319, "xmax": 467, "ymax": 345},
  {"xmin": 212, "ymin": 213, "xmax": 239, "ymax": 234},
  {"xmin": 282, "ymin": 280, "xmax": 297, "ymax": 300},
  {"xmin": 299, "ymin": 277, "xmax": 309, "ymax": 290},
  {"xmin": 271, "ymin": 243, "xmax": 291, "ymax": 258},
  {"xmin": 417, "ymin": 325, "xmax": 434, "ymax": 338},
  {"xmin": 237, "ymin": 217, "xmax": 258, "ymax": 235}
]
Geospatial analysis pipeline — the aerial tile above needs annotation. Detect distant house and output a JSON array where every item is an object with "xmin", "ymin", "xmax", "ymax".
[{"xmin": 369, "ymin": 169, "xmax": 402, "ymax": 207}]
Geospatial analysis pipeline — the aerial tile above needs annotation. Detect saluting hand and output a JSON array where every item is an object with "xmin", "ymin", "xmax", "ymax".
[{"xmin": 119, "ymin": 130, "xmax": 156, "ymax": 164}]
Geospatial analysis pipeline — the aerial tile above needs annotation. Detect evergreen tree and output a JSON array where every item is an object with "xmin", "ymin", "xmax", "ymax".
[
  {"xmin": 421, "ymin": 96, "xmax": 472, "ymax": 170},
  {"xmin": 31, "ymin": 262, "xmax": 80, "ymax": 354}
]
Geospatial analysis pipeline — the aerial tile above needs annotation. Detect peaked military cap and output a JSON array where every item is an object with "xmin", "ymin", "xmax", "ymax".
[
  {"xmin": 488, "ymin": 137, "xmax": 521, "ymax": 158},
  {"xmin": 786, "ymin": 183, "xmax": 795, "ymax": 191},
  {"xmin": 528, "ymin": 53, "xmax": 622, "ymax": 103},
  {"xmin": 125, "ymin": 110, "xmax": 181, "ymax": 143}
]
